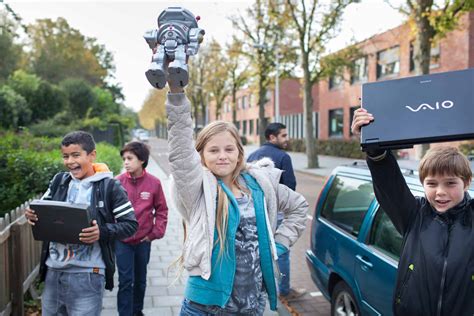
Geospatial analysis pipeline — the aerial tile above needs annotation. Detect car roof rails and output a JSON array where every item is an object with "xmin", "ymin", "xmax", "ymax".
[{"xmin": 349, "ymin": 160, "xmax": 369, "ymax": 168}]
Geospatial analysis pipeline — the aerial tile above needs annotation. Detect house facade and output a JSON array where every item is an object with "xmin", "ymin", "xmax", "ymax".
[{"xmin": 209, "ymin": 11, "xmax": 474, "ymax": 150}]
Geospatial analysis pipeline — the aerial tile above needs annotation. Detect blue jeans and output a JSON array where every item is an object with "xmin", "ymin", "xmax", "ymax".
[
  {"xmin": 179, "ymin": 298, "xmax": 221, "ymax": 315},
  {"xmin": 116, "ymin": 240, "xmax": 152, "ymax": 316},
  {"xmin": 42, "ymin": 269, "xmax": 104, "ymax": 316},
  {"xmin": 277, "ymin": 219, "xmax": 290, "ymax": 296}
]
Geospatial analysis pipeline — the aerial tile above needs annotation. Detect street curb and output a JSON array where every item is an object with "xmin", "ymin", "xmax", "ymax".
[
  {"xmin": 294, "ymin": 169, "xmax": 327, "ymax": 180},
  {"xmin": 277, "ymin": 298, "xmax": 298, "ymax": 316}
]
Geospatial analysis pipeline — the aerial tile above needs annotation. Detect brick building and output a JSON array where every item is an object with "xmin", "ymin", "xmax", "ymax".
[{"xmin": 209, "ymin": 11, "xmax": 474, "ymax": 148}]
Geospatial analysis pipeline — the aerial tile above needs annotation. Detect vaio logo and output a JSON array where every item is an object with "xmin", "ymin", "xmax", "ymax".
[{"xmin": 406, "ymin": 100, "xmax": 454, "ymax": 112}]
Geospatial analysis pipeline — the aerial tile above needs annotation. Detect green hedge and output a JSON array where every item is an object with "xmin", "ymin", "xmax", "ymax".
[
  {"xmin": 287, "ymin": 138, "xmax": 365, "ymax": 159},
  {"xmin": 460, "ymin": 142, "xmax": 474, "ymax": 156},
  {"xmin": 0, "ymin": 132, "xmax": 123, "ymax": 217},
  {"xmin": 96, "ymin": 142, "xmax": 122, "ymax": 176},
  {"xmin": 0, "ymin": 133, "xmax": 64, "ymax": 216}
]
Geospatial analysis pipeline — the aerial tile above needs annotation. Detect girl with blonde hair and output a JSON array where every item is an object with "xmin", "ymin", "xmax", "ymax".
[{"xmin": 166, "ymin": 86, "xmax": 308, "ymax": 315}]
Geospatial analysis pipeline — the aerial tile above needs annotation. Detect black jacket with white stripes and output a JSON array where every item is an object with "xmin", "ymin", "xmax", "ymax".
[{"xmin": 38, "ymin": 172, "xmax": 138, "ymax": 290}]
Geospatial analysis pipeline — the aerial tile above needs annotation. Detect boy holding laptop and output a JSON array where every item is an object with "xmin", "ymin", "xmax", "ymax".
[
  {"xmin": 25, "ymin": 131, "xmax": 138, "ymax": 316},
  {"xmin": 352, "ymin": 108, "xmax": 473, "ymax": 316}
]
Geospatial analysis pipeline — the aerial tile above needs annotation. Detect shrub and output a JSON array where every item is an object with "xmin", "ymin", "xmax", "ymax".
[
  {"xmin": 96, "ymin": 142, "xmax": 122, "ymax": 176},
  {"xmin": 460, "ymin": 141, "xmax": 474, "ymax": 156},
  {"xmin": 0, "ymin": 141, "xmax": 63, "ymax": 216},
  {"xmin": 287, "ymin": 138, "xmax": 365, "ymax": 159}
]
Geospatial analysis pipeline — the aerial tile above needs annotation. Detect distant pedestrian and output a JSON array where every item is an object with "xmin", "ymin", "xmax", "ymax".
[
  {"xmin": 116, "ymin": 141, "xmax": 169, "ymax": 316},
  {"xmin": 248, "ymin": 123, "xmax": 296, "ymax": 190},
  {"xmin": 248, "ymin": 123, "xmax": 306, "ymax": 300},
  {"xmin": 165, "ymin": 82, "xmax": 308, "ymax": 315},
  {"xmin": 25, "ymin": 131, "xmax": 138, "ymax": 316}
]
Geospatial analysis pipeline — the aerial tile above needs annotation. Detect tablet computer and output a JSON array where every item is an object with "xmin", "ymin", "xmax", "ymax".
[
  {"xmin": 360, "ymin": 68, "xmax": 474, "ymax": 151},
  {"xmin": 29, "ymin": 199, "xmax": 91, "ymax": 244}
]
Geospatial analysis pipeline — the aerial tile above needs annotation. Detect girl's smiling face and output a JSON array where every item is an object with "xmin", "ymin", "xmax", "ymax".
[{"xmin": 202, "ymin": 131, "xmax": 240, "ymax": 183}]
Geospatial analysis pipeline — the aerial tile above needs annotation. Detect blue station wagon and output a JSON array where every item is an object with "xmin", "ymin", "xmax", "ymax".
[{"xmin": 305, "ymin": 160, "xmax": 474, "ymax": 316}]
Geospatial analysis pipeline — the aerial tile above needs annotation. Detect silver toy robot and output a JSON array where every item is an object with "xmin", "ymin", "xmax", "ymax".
[{"xmin": 144, "ymin": 7, "xmax": 205, "ymax": 89}]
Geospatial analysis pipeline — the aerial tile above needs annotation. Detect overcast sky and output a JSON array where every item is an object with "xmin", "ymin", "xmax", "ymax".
[{"xmin": 7, "ymin": 0, "xmax": 405, "ymax": 112}]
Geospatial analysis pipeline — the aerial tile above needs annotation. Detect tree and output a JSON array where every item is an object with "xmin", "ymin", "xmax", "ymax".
[
  {"xmin": 0, "ymin": 85, "xmax": 31, "ymax": 130},
  {"xmin": 387, "ymin": 0, "xmax": 474, "ymax": 157},
  {"xmin": 188, "ymin": 46, "xmax": 209, "ymax": 131},
  {"xmin": 89, "ymin": 87, "xmax": 119, "ymax": 118},
  {"xmin": 204, "ymin": 40, "xmax": 231, "ymax": 120},
  {"xmin": 0, "ymin": 11, "xmax": 24, "ymax": 82},
  {"xmin": 138, "ymin": 89, "xmax": 167, "ymax": 130},
  {"xmin": 28, "ymin": 18, "xmax": 115, "ymax": 86},
  {"xmin": 285, "ymin": 0, "xmax": 359, "ymax": 168},
  {"xmin": 30, "ymin": 81, "xmax": 68, "ymax": 122},
  {"xmin": 231, "ymin": 0, "xmax": 285, "ymax": 145},
  {"xmin": 226, "ymin": 38, "xmax": 251, "ymax": 126},
  {"xmin": 60, "ymin": 78, "xmax": 97, "ymax": 119}
]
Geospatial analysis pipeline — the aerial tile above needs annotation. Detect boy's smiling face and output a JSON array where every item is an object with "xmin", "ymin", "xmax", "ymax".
[
  {"xmin": 423, "ymin": 174, "xmax": 468, "ymax": 213},
  {"xmin": 61, "ymin": 144, "xmax": 96, "ymax": 180}
]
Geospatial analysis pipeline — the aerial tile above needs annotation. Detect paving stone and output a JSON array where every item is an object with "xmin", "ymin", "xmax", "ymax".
[
  {"xmin": 152, "ymin": 295, "xmax": 183, "ymax": 307},
  {"xmin": 145, "ymin": 286, "xmax": 168, "ymax": 296},
  {"xmin": 142, "ymin": 307, "xmax": 173, "ymax": 316}
]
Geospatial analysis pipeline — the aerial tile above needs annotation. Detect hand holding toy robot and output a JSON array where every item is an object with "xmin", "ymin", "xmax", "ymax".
[{"xmin": 144, "ymin": 7, "xmax": 205, "ymax": 89}]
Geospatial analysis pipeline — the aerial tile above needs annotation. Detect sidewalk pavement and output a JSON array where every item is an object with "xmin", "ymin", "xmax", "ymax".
[
  {"xmin": 244, "ymin": 144, "xmax": 360, "ymax": 178},
  {"xmin": 101, "ymin": 156, "xmax": 283, "ymax": 315}
]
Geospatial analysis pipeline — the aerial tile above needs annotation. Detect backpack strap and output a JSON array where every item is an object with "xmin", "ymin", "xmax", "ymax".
[
  {"xmin": 96, "ymin": 177, "xmax": 115, "ymax": 213},
  {"xmin": 42, "ymin": 172, "xmax": 69, "ymax": 200}
]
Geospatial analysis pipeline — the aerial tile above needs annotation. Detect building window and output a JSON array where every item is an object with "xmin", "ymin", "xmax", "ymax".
[
  {"xmin": 329, "ymin": 109, "xmax": 344, "ymax": 137},
  {"xmin": 242, "ymin": 95, "xmax": 247, "ymax": 109},
  {"xmin": 256, "ymin": 119, "xmax": 259, "ymax": 135},
  {"xmin": 329, "ymin": 74, "xmax": 343, "ymax": 90},
  {"xmin": 377, "ymin": 46, "xmax": 400, "ymax": 79},
  {"xmin": 351, "ymin": 56, "xmax": 368, "ymax": 84},
  {"xmin": 409, "ymin": 42, "xmax": 441, "ymax": 72},
  {"xmin": 243, "ymin": 120, "xmax": 247, "ymax": 135},
  {"xmin": 249, "ymin": 119, "xmax": 254, "ymax": 135}
]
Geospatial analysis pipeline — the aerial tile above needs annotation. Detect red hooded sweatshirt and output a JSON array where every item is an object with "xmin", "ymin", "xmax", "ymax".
[{"xmin": 116, "ymin": 169, "xmax": 168, "ymax": 244}]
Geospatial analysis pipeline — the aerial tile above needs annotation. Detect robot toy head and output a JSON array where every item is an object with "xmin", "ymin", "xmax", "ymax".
[{"xmin": 143, "ymin": 6, "xmax": 205, "ymax": 89}]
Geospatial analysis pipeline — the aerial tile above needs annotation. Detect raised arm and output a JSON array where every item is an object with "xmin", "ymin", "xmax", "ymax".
[
  {"xmin": 166, "ymin": 92, "xmax": 204, "ymax": 220},
  {"xmin": 352, "ymin": 108, "xmax": 418, "ymax": 235}
]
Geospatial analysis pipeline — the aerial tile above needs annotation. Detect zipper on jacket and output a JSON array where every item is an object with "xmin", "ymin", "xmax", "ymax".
[
  {"xmin": 396, "ymin": 263, "xmax": 414, "ymax": 305},
  {"xmin": 436, "ymin": 217, "xmax": 453, "ymax": 316}
]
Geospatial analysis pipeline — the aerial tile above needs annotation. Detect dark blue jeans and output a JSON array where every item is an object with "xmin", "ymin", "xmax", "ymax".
[
  {"xmin": 115, "ymin": 240, "xmax": 151, "ymax": 316},
  {"xmin": 277, "ymin": 219, "xmax": 290, "ymax": 296}
]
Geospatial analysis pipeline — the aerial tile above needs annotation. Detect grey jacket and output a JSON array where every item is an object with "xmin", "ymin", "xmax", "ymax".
[{"xmin": 166, "ymin": 93, "xmax": 308, "ymax": 280}]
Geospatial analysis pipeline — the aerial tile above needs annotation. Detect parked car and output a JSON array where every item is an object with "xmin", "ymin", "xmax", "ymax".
[
  {"xmin": 306, "ymin": 160, "xmax": 474, "ymax": 316},
  {"xmin": 136, "ymin": 129, "xmax": 150, "ymax": 142}
]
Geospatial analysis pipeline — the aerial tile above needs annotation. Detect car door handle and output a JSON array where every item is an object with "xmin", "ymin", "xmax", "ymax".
[{"xmin": 356, "ymin": 255, "xmax": 373, "ymax": 270}]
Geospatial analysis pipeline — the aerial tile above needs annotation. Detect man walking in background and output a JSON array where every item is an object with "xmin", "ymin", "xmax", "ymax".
[{"xmin": 247, "ymin": 122, "xmax": 306, "ymax": 300}]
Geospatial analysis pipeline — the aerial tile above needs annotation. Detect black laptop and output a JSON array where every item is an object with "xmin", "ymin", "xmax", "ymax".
[
  {"xmin": 29, "ymin": 200, "xmax": 91, "ymax": 244},
  {"xmin": 360, "ymin": 68, "xmax": 474, "ymax": 151}
]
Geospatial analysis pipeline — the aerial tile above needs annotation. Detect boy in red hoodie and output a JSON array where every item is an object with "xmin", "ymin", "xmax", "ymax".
[{"xmin": 116, "ymin": 141, "xmax": 168, "ymax": 316}]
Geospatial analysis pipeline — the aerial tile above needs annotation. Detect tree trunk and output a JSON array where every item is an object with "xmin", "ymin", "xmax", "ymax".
[
  {"xmin": 200, "ymin": 91, "xmax": 206, "ymax": 126},
  {"xmin": 193, "ymin": 97, "xmax": 199, "ymax": 132},
  {"xmin": 302, "ymin": 51, "xmax": 319, "ymax": 168},
  {"xmin": 257, "ymin": 75, "xmax": 267, "ymax": 146},
  {"xmin": 413, "ymin": 0, "xmax": 435, "ymax": 159},
  {"xmin": 232, "ymin": 86, "xmax": 237, "ymax": 126}
]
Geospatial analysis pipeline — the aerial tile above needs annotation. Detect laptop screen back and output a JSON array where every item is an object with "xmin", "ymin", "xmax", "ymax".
[{"xmin": 361, "ymin": 68, "xmax": 474, "ymax": 150}]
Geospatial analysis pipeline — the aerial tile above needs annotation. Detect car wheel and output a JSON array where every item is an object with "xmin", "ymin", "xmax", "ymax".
[{"xmin": 331, "ymin": 281, "xmax": 360, "ymax": 316}]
